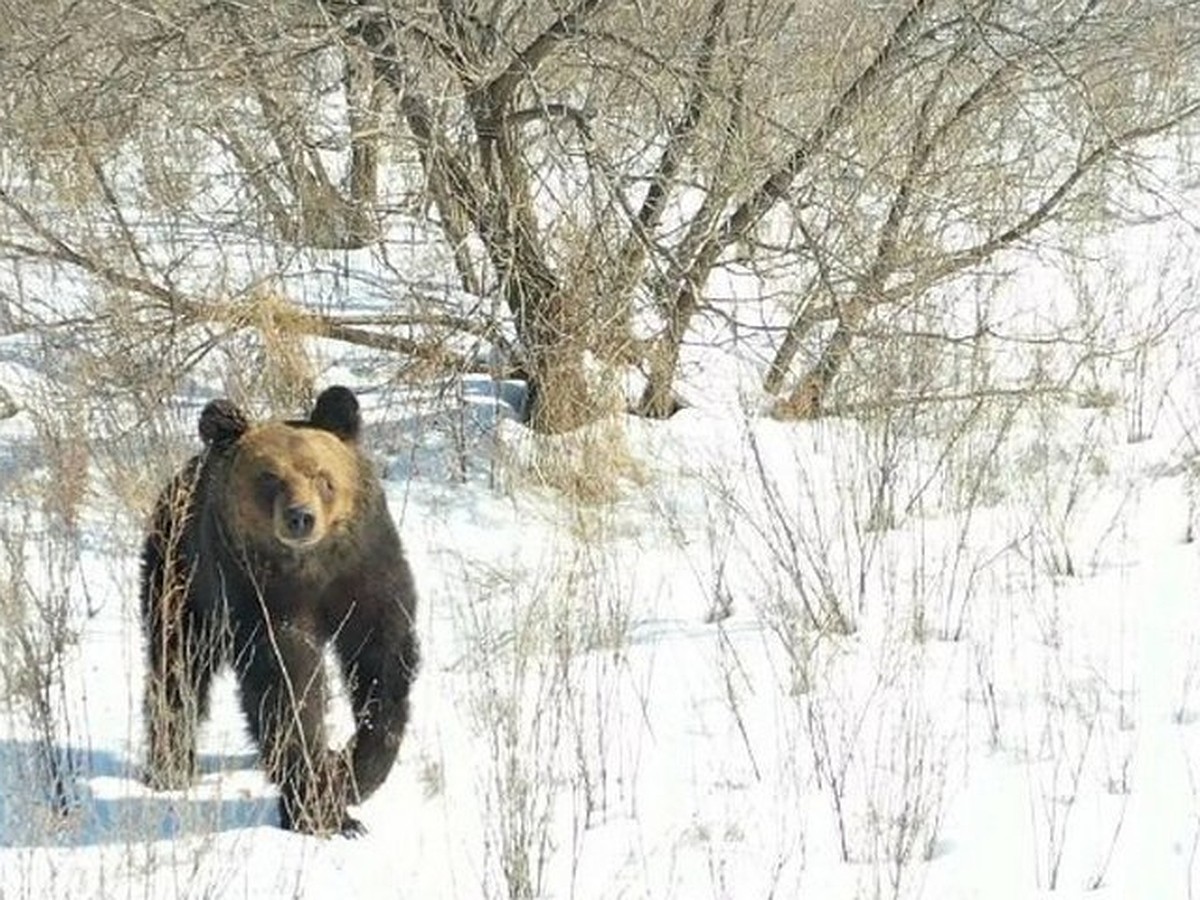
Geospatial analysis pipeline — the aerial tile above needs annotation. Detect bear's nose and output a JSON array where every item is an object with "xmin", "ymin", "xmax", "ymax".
[{"xmin": 283, "ymin": 505, "xmax": 316, "ymax": 540}]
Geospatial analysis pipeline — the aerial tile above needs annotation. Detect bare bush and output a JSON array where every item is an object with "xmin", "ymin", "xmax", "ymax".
[
  {"xmin": 804, "ymin": 649, "xmax": 949, "ymax": 898},
  {"xmin": 460, "ymin": 560, "xmax": 581, "ymax": 900},
  {"xmin": 0, "ymin": 389, "xmax": 98, "ymax": 827},
  {"xmin": 0, "ymin": 528, "xmax": 77, "ymax": 820}
]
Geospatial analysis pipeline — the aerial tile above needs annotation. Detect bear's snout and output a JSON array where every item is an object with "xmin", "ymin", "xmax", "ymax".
[{"xmin": 282, "ymin": 504, "xmax": 317, "ymax": 541}]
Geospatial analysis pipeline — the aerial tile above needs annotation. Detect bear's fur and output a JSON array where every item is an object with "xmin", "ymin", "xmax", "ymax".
[{"xmin": 141, "ymin": 386, "xmax": 419, "ymax": 836}]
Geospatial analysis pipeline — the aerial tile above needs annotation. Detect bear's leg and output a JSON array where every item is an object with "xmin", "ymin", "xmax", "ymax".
[
  {"xmin": 237, "ymin": 620, "xmax": 359, "ymax": 836},
  {"xmin": 336, "ymin": 610, "xmax": 420, "ymax": 801},
  {"xmin": 142, "ymin": 545, "xmax": 217, "ymax": 790}
]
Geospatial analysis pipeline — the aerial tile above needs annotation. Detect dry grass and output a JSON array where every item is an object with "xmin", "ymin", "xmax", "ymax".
[
  {"xmin": 505, "ymin": 413, "xmax": 645, "ymax": 504},
  {"xmin": 216, "ymin": 290, "xmax": 317, "ymax": 414}
]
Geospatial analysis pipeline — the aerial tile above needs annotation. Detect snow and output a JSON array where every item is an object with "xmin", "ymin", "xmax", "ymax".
[{"xmin": 3, "ymin": 221, "xmax": 1200, "ymax": 899}]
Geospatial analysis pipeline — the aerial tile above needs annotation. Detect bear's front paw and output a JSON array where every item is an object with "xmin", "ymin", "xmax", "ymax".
[
  {"xmin": 277, "ymin": 792, "xmax": 365, "ymax": 838},
  {"xmin": 339, "ymin": 813, "xmax": 368, "ymax": 838}
]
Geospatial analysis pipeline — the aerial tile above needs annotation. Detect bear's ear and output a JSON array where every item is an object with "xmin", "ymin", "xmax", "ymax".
[
  {"xmin": 309, "ymin": 386, "xmax": 361, "ymax": 442},
  {"xmin": 198, "ymin": 399, "xmax": 249, "ymax": 449}
]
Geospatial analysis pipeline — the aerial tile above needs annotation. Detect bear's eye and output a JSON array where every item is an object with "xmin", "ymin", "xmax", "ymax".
[
  {"xmin": 256, "ymin": 471, "xmax": 283, "ymax": 504},
  {"xmin": 315, "ymin": 472, "xmax": 335, "ymax": 501}
]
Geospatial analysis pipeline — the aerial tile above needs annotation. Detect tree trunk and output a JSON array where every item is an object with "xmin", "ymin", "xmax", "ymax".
[
  {"xmin": 508, "ymin": 264, "xmax": 605, "ymax": 434},
  {"xmin": 771, "ymin": 303, "xmax": 863, "ymax": 419},
  {"xmin": 764, "ymin": 300, "xmax": 835, "ymax": 396},
  {"xmin": 527, "ymin": 341, "xmax": 597, "ymax": 434},
  {"xmin": 636, "ymin": 283, "xmax": 695, "ymax": 418},
  {"xmin": 343, "ymin": 44, "xmax": 383, "ymax": 247},
  {"xmin": 346, "ymin": 2, "xmax": 611, "ymax": 434},
  {"xmin": 638, "ymin": 0, "xmax": 935, "ymax": 417}
]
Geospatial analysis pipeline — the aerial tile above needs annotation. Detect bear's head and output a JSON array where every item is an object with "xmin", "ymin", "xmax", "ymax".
[{"xmin": 199, "ymin": 386, "xmax": 364, "ymax": 553}]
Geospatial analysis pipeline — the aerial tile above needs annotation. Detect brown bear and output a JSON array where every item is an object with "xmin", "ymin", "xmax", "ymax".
[{"xmin": 140, "ymin": 386, "xmax": 419, "ymax": 836}]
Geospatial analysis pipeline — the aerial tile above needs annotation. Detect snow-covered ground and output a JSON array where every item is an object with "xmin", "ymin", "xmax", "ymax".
[
  {"xmin": 1, "ymin": 367, "xmax": 1199, "ymax": 899},
  {"xmin": 1, "ymin": 177, "xmax": 1200, "ymax": 897}
]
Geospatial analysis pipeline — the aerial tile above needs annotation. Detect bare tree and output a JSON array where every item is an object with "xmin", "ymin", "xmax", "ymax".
[
  {"xmin": 206, "ymin": 5, "xmax": 387, "ymax": 249},
  {"xmin": 323, "ymin": 0, "xmax": 1200, "ymax": 421},
  {"xmin": 751, "ymin": 1, "xmax": 1200, "ymax": 418},
  {"xmin": 324, "ymin": 0, "xmax": 632, "ymax": 431},
  {"xmin": 0, "ymin": 1, "xmax": 1198, "ymax": 434}
]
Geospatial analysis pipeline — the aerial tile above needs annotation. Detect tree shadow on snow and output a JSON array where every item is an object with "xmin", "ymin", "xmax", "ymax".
[
  {"xmin": 0, "ymin": 740, "xmax": 277, "ymax": 848},
  {"xmin": 361, "ymin": 375, "xmax": 529, "ymax": 486}
]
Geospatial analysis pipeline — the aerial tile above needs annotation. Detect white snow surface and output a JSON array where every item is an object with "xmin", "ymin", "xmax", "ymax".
[
  {"xmin": 2, "ymin": 206, "xmax": 1200, "ymax": 898},
  {"xmin": 1, "ymin": 385, "xmax": 1199, "ymax": 899}
]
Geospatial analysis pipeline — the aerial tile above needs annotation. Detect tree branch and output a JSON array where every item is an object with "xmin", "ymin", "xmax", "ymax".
[
  {"xmin": 698, "ymin": 0, "xmax": 937, "ymax": 269},
  {"xmin": 612, "ymin": 0, "xmax": 728, "ymax": 300},
  {"xmin": 0, "ymin": 188, "xmax": 180, "ymax": 309},
  {"xmin": 889, "ymin": 100, "xmax": 1200, "ymax": 303},
  {"xmin": 0, "ymin": 189, "xmax": 501, "ymax": 373},
  {"xmin": 483, "ymin": 0, "xmax": 613, "ymax": 110}
]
